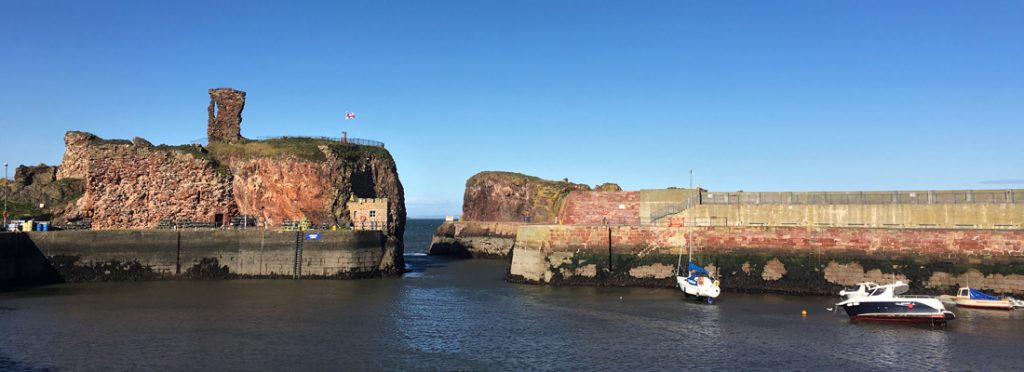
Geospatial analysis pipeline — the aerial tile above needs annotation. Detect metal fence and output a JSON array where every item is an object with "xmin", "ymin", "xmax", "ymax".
[
  {"xmin": 698, "ymin": 189, "xmax": 1021, "ymax": 205},
  {"xmin": 255, "ymin": 136, "xmax": 385, "ymax": 147},
  {"xmin": 190, "ymin": 136, "xmax": 385, "ymax": 148},
  {"xmin": 648, "ymin": 195, "xmax": 702, "ymax": 222}
]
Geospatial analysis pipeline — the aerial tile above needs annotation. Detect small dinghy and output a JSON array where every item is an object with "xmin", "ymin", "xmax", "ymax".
[
  {"xmin": 836, "ymin": 281, "xmax": 955, "ymax": 324},
  {"xmin": 952, "ymin": 287, "xmax": 1014, "ymax": 311}
]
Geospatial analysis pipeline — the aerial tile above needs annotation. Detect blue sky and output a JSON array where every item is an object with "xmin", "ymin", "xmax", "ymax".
[{"xmin": 2, "ymin": 1, "xmax": 1022, "ymax": 217}]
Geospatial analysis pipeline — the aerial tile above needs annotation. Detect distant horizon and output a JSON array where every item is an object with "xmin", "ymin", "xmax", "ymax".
[{"xmin": 3, "ymin": 1, "xmax": 1022, "ymax": 218}]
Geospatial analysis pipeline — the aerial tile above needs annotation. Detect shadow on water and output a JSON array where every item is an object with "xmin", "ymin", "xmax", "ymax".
[
  {"xmin": 0, "ymin": 354, "xmax": 51, "ymax": 372},
  {"xmin": 402, "ymin": 253, "xmax": 470, "ymax": 279},
  {"xmin": 0, "ymin": 233, "xmax": 64, "ymax": 292}
]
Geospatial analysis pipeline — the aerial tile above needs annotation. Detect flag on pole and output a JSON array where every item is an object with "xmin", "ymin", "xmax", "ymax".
[{"xmin": 345, "ymin": 112, "xmax": 356, "ymax": 120}]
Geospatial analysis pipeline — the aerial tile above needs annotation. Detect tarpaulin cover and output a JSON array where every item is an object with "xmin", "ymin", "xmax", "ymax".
[
  {"xmin": 688, "ymin": 262, "xmax": 709, "ymax": 277},
  {"xmin": 969, "ymin": 288, "xmax": 1001, "ymax": 301}
]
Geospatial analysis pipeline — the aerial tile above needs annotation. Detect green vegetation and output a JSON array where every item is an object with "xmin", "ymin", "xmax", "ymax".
[
  {"xmin": 4, "ymin": 201, "xmax": 48, "ymax": 220},
  {"xmin": 72, "ymin": 131, "xmax": 132, "ymax": 146},
  {"xmin": 206, "ymin": 137, "xmax": 390, "ymax": 162},
  {"xmin": 154, "ymin": 144, "xmax": 211, "ymax": 160},
  {"xmin": 54, "ymin": 178, "xmax": 85, "ymax": 202}
]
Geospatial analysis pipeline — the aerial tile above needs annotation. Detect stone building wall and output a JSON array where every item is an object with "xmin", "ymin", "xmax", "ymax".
[{"xmin": 348, "ymin": 197, "xmax": 388, "ymax": 231}]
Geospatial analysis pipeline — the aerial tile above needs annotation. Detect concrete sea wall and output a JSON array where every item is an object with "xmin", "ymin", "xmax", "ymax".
[
  {"xmin": 670, "ymin": 202, "xmax": 1024, "ymax": 229},
  {"xmin": 0, "ymin": 229, "xmax": 399, "ymax": 287},
  {"xmin": 508, "ymin": 225, "xmax": 1024, "ymax": 295},
  {"xmin": 428, "ymin": 221, "xmax": 519, "ymax": 258}
]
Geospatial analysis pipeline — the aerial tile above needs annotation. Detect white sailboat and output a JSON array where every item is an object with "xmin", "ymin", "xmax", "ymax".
[{"xmin": 676, "ymin": 230, "xmax": 721, "ymax": 304}]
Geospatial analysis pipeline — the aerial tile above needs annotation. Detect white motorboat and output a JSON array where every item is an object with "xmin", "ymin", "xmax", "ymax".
[
  {"xmin": 836, "ymin": 281, "xmax": 955, "ymax": 324},
  {"xmin": 951, "ymin": 287, "xmax": 1014, "ymax": 311}
]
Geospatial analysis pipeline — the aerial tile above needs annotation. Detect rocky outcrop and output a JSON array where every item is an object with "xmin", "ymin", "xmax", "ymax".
[
  {"xmin": 55, "ymin": 132, "xmax": 406, "ymax": 240},
  {"xmin": 223, "ymin": 143, "xmax": 406, "ymax": 240},
  {"xmin": 207, "ymin": 88, "xmax": 245, "ymax": 144},
  {"xmin": 461, "ymin": 171, "xmax": 589, "ymax": 224},
  {"xmin": 428, "ymin": 221, "xmax": 519, "ymax": 258},
  {"xmin": 593, "ymin": 183, "xmax": 623, "ymax": 192},
  {"xmin": 1, "ymin": 164, "xmax": 84, "ymax": 221}
]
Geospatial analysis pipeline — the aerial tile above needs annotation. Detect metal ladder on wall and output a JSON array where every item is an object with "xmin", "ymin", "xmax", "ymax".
[{"xmin": 294, "ymin": 231, "xmax": 303, "ymax": 279}]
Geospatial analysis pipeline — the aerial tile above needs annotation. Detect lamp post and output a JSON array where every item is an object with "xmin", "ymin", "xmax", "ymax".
[{"xmin": 3, "ymin": 162, "xmax": 8, "ymax": 231}]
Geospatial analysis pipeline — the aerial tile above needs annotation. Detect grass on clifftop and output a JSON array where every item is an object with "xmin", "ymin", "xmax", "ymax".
[
  {"xmin": 470, "ymin": 171, "xmax": 589, "ymax": 190},
  {"xmin": 207, "ymin": 137, "xmax": 391, "ymax": 162}
]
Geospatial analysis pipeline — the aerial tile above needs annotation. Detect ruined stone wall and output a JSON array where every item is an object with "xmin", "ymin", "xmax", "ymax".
[
  {"xmin": 509, "ymin": 224, "xmax": 1024, "ymax": 295},
  {"xmin": 7, "ymin": 229, "xmax": 398, "ymax": 283},
  {"xmin": 67, "ymin": 140, "xmax": 234, "ymax": 229},
  {"xmin": 207, "ymin": 88, "xmax": 245, "ymax": 144},
  {"xmin": 55, "ymin": 131, "xmax": 92, "ymax": 180},
  {"xmin": 557, "ymin": 191, "xmax": 639, "ymax": 225},
  {"xmin": 428, "ymin": 221, "xmax": 520, "ymax": 258}
]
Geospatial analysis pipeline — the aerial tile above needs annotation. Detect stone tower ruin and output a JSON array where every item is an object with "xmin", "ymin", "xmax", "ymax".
[{"xmin": 207, "ymin": 88, "xmax": 246, "ymax": 144}]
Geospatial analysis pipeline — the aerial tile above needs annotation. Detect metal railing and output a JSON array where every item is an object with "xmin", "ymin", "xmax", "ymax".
[
  {"xmin": 190, "ymin": 136, "xmax": 385, "ymax": 148},
  {"xmin": 648, "ymin": 194, "xmax": 702, "ymax": 222},
  {"xmin": 255, "ymin": 136, "xmax": 384, "ymax": 147}
]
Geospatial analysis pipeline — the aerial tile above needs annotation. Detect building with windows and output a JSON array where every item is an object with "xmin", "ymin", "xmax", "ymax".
[{"xmin": 347, "ymin": 196, "xmax": 388, "ymax": 231}]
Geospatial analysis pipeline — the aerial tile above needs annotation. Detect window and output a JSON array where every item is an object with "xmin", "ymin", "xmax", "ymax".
[{"xmin": 369, "ymin": 210, "xmax": 376, "ymax": 218}]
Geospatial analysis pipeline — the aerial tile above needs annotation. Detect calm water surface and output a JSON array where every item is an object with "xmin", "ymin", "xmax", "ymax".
[{"xmin": 2, "ymin": 219, "xmax": 1022, "ymax": 371}]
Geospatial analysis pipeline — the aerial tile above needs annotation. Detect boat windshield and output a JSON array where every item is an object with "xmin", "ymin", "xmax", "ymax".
[{"xmin": 868, "ymin": 287, "xmax": 888, "ymax": 297}]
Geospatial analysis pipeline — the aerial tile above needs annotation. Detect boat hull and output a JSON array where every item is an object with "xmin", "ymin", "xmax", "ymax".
[
  {"xmin": 842, "ymin": 301, "xmax": 955, "ymax": 323},
  {"xmin": 676, "ymin": 276, "xmax": 720, "ymax": 299},
  {"xmin": 954, "ymin": 298, "xmax": 1013, "ymax": 311}
]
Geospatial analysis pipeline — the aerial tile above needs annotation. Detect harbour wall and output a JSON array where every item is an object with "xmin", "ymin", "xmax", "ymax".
[
  {"xmin": 0, "ymin": 229, "xmax": 399, "ymax": 288},
  {"xmin": 428, "ymin": 221, "xmax": 519, "ymax": 258},
  {"xmin": 668, "ymin": 202, "xmax": 1024, "ymax": 229},
  {"xmin": 507, "ymin": 225, "xmax": 1024, "ymax": 295}
]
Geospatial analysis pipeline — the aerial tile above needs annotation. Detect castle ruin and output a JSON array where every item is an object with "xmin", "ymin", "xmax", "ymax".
[{"xmin": 207, "ymin": 88, "xmax": 246, "ymax": 143}]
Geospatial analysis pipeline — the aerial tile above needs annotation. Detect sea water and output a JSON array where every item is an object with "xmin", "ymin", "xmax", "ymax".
[{"xmin": 2, "ymin": 219, "xmax": 1022, "ymax": 371}]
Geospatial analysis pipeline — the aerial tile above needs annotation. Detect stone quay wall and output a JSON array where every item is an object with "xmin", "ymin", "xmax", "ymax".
[
  {"xmin": 428, "ymin": 221, "xmax": 520, "ymax": 258},
  {"xmin": 0, "ymin": 229, "xmax": 399, "ymax": 288},
  {"xmin": 668, "ymin": 202, "xmax": 1024, "ymax": 230},
  {"xmin": 557, "ymin": 191, "xmax": 639, "ymax": 225},
  {"xmin": 508, "ymin": 225, "xmax": 1024, "ymax": 295}
]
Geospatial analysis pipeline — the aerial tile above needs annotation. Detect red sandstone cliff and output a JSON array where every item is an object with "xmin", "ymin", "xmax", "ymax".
[
  {"xmin": 44, "ymin": 88, "xmax": 406, "ymax": 240},
  {"xmin": 461, "ymin": 171, "xmax": 590, "ymax": 224},
  {"xmin": 222, "ymin": 142, "xmax": 406, "ymax": 239},
  {"xmin": 55, "ymin": 133, "xmax": 405, "ymax": 239}
]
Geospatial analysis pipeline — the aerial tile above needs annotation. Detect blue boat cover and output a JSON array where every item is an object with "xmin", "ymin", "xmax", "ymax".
[
  {"xmin": 969, "ymin": 288, "xmax": 1000, "ymax": 301},
  {"xmin": 688, "ymin": 262, "xmax": 709, "ymax": 277}
]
